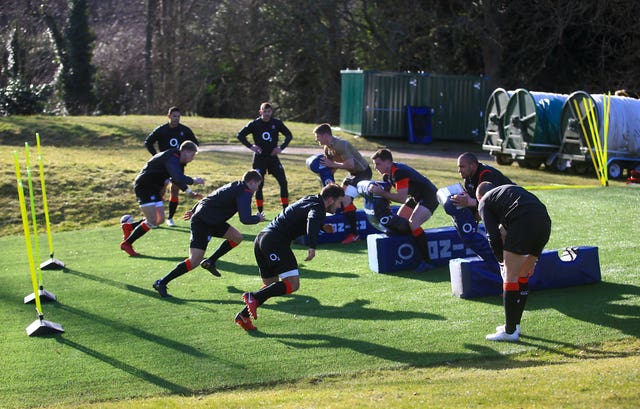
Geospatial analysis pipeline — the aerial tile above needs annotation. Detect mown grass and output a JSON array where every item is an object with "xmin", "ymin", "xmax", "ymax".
[{"xmin": 0, "ymin": 115, "xmax": 638, "ymax": 409}]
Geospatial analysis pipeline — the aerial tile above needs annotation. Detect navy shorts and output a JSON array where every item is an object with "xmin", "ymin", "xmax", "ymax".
[
  {"xmin": 404, "ymin": 194, "xmax": 439, "ymax": 214},
  {"xmin": 254, "ymin": 230, "xmax": 298, "ymax": 279},
  {"xmin": 253, "ymin": 155, "xmax": 286, "ymax": 179},
  {"xmin": 189, "ymin": 219, "xmax": 231, "ymax": 250},
  {"xmin": 134, "ymin": 184, "xmax": 163, "ymax": 205},
  {"xmin": 504, "ymin": 212, "xmax": 551, "ymax": 257}
]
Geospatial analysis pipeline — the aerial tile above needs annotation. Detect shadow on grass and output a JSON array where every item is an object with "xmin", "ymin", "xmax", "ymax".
[
  {"xmin": 135, "ymin": 254, "xmax": 187, "ymax": 262},
  {"xmin": 267, "ymin": 295, "xmax": 446, "ymax": 321},
  {"xmin": 55, "ymin": 337, "xmax": 193, "ymax": 394},
  {"xmin": 251, "ymin": 331, "xmax": 635, "ymax": 371},
  {"xmin": 219, "ymin": 289, "xmax": 445, "ymax": 322},
  {"xmin": 249, "ymin": 331, "xmax": 519, "ymax": 369},
  {"xmin": 55, "ymin": 303, "xmax": 208, "ymax": 358},
  {"xmin": 533, "ymin": 281, "xmax": 640, "ymax": 338},
  {"xmin": 459, "ymin": 281, "xmax": 640, "ymax": 338},
  {"xmin": 384, "ymin": 266, "xmax": 453, "ymax": 283},
  {"xmin": 61, "ymin": 268, "xmax": 205, "ymax": 307},
  {"xmin": 213, "ymin": 260, "xmax": 359, "ymax": 280},
  {"xmin": 64, "ymin": 268, "xmax": 169, "ymax": 299}
]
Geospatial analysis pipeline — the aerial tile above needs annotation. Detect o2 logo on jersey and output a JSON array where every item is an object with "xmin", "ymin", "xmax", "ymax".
[
  {"xmin": 461, "ymin": 222, "xmax": 475, "ymax": 234},
  {"xmin": 169, "ymin": 137, "xmax": 179, "ymax": 147},
  {"xmin": 261, "ymin": 131, "xmax": 272, "ymax": 142},
  {"xmin": 269, "ymin": 252, "xmax": 280, "ymax": 262}
]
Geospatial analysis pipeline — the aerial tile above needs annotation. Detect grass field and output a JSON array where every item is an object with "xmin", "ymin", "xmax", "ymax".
[{"xmin": 1, "ymin": 116, "xmax": 639, "ymax": 408}]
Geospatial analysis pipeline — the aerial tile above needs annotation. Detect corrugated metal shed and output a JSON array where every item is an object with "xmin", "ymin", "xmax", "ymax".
[{"xmin": 339, "ymin": 70, "xmax": 489, "ymax": 141}]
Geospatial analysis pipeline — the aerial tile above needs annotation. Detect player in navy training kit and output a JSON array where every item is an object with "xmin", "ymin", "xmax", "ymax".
[
  {"xmin": 476, "ymin": 182, "xmax": 551, "ymax": 342},
  {"xmin": 370, "ymin": 148, "xmax": 439, "ymax": 271},
  {"xmin": 144, "ymin": 106, "xmax": 200, "ymax": 226},
  {"xmin": 440, "ymin": 152, "xmax": 514, "ymax": 264},
  {"xmin": 120, "ymin": 141, "xmax": 204, "ymax": 256},
  {"xmin": 237, "ymin": 102, "xmax": 293, "ymax": 213},
  {"xmin": 235, "ymin": 184, "xmax": 345, "ymax": 331},
  {"xmin": 152, "ymin": 170, "xmax": 266, "ymax": 298}
]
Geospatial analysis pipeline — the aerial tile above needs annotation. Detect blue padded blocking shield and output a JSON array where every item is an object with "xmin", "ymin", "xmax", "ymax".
[
  {"xmin": 367, "ymin": 226, "xmax": 481, "ymax": 273},
  {"xmin": 449, "ymin": 246, "xmax": 601, "ymax": 299},
  {"xmin": 296, "ymin": 207, "xmax": 399, "ymax": 245},
  {"xmin": 449, "ymin": 257, "xmax": 502, "ymax": 298},
  {"xmin": 529, "ymin": 246, "xmax": 601, "ymax": 291}
]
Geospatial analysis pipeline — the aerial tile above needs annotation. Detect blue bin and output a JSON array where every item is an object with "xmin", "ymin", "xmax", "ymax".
[{"xmin": 406, "ymin": 105, "xmax": 432, "ymax": 144}]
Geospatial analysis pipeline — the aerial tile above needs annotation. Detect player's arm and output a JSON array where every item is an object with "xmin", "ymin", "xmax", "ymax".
[
  {"xmin": 304, "ymin": 208, "xmax": 325, "ymax": 260},
  {"xmin": 237, "ymin": 193, "xmax": 265, "ymax": 224},
  {"xmin": 278, "ymin": 122, "xmax": 293, "ymax": 151},
  {"xmin": 378, "ymin": 178, "xmax": 409, "ymax": 204},
  {"xmin": 186, "ymin": 127, "xmax": 200, "ymax": 146},
  {"xmin": 144, "ymin": 130, "xmax": 158, "ymax": 155},
  {"xmin": 321, "ymin": 156, "xmax": 355, "ymax": 171},
  {"xmin": 165, "ymin": 158, "xmax": 203, "ymax": 197},
  {"xmin": 479, "ymin": 207, "xmax": 503, "ymax": 262},
  {"xmin": 451, "ymin": 191, "xmax": 477, "ymax": 208},
  {"xmin": 237, "ymin": 122, "xmax": 261, "ymax": 153}
]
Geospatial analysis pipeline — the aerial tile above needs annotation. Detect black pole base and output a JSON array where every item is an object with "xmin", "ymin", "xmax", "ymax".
[{"xmin": 40, "ymin": 258, "xmax": 65, "ymax": 270}]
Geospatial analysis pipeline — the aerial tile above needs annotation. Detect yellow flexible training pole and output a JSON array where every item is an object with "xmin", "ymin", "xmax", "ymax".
[
  {"xmin": 36, "ymin": 133, "xmax": 55, "ymax": 258},
  {"xmin": 583, "ymin": 99, "xmax": 604, "ymax": 186},
  {"xmin": 574, "ymin": 100, "xmax": 602, "ymax": 183},
  {"xmin": 603, "ymin": 93, "xmax": 610, "ymax": 186},
  {"xmin": 14, "ymin": 151, "xmax": 43, "ymax": 316},
  {"xmin": 586, "ymin": 98, "xmax": 606, "ymax": 185},
  {"xmin": 25, "ymin": 143, "xmax": 44, "ymax": 287}
]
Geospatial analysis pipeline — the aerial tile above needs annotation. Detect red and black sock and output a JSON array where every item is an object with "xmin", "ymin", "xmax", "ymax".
[
  {"xmin": 206, "ymin": 240, "xmax": 238, "ymax": 263},
  {"xmin": 412, "ymin": 227, "xmax": 431, "ymax": 261},
  {"xmin": 161, "ymin": 259, "xmax": 193, "ymax": 285},
  {"xmin": 126, "ymin": 221, "xmax": 150, "ymax": 244},
  {"xmin": 503, "ymin": 282, "xmax": 520, "ymax": 334},
  {"xmin": 168, "ymin": 197, "xmax": 179, "ymax": 219},
  {"xmin": 516, "ymin": 276, "xmax": 529, "ymax": 325},
  {"xmin": 343, "ymin": 203, "xmax": 358, "ymax": 235}
]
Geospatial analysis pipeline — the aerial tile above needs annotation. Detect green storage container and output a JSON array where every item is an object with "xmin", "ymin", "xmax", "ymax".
[{"xmin": 340, "ymin": 70, "xmax": 488, "ymax": 141}]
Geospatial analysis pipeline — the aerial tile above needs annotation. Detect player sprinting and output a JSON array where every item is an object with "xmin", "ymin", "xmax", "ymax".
[
  {"xmin": 152, "ymin": 170, "xmax": 266, "ymax": 298},
  {"xmin": 235, "ymin": 184, "xmax": 345, "ymax": 331},
  {"xmin": 144, "ymin": 106, "xmax": 200, "ymax": 227},
  {"xmin": 120, "ymin": 141, "xmax": 204, "ymax": 256}
]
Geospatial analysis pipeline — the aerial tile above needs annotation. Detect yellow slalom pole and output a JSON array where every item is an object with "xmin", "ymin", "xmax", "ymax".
[
  {"xmin": 603, "ymin": 93, "xmax": 610, "ymax": 186},
  {"xmin": 587, "ymin": 98, "xmax": 606, "ymax": 185},
  {"xmin": 36, "ymin": 133, "xmax": 55, "ymax": 258},
  {"xmin": 582, "ymin": 100, "xmax": 604, "ymax": 184},
  {"xmin": 574, "ymin": 100, "xmax": 602, "ymax": 183},
  {"xmin": 13, "ymin": 152, "xmax": 43, "ymax": 316},
  {"xmin": 25, "ymin": 143, "xmax": 44, "ymax": 288},
  {"xmin": 583, "ymin": 99, "xmax": 604, "ymax": 185}
]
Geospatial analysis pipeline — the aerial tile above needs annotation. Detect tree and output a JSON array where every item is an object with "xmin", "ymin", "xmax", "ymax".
[{"xmin": 60, "ymin": 0, "xmax": 96, "ymax": 114}]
